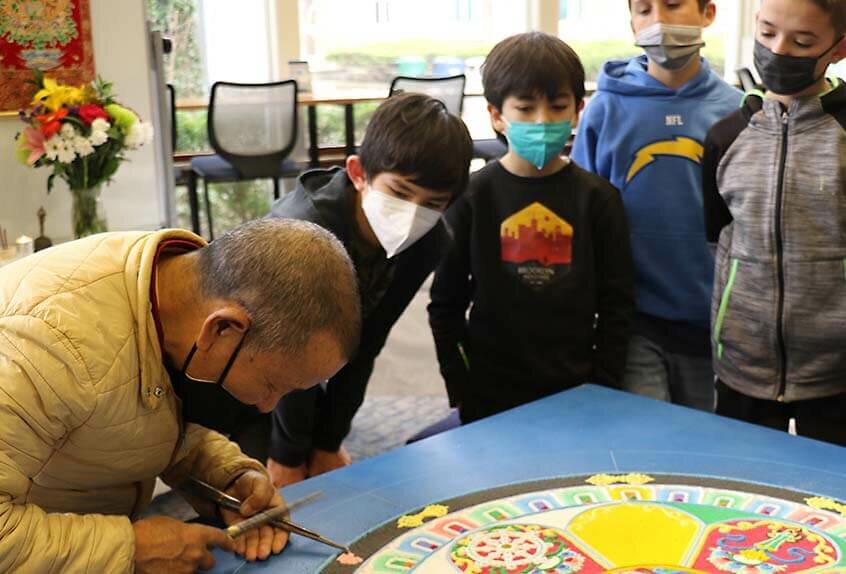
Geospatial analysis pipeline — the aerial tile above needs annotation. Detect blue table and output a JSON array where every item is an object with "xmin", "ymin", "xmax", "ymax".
[{"xmin": 209, "ymin": 384, "xmax": 846, "ymax": 573}]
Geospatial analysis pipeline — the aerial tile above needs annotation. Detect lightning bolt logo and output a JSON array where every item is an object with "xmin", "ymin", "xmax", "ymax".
[{"xmin": 626, "ymin": 137, "xmax": 704, "ymax": 184}]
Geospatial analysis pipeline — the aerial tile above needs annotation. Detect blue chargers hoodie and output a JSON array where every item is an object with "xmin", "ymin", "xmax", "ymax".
[{"xmin": 572, "ymin": 56, "xmax": 741, "ymax": 327}]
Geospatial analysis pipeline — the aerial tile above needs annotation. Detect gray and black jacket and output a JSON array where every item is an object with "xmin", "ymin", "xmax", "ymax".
[{"xmin": 702, "ymin": 80, "xmax": 846, "ymax": 402}]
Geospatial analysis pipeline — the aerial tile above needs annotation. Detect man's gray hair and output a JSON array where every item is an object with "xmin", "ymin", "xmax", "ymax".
[{"xmin": 195, "ymin": 218, "xmax": 361, "ymax": 359}]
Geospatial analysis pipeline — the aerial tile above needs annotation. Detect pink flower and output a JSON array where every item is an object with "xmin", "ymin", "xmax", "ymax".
[{"xmin": 23, "ymin": 128, "xmax": 46, "ymax": 165}]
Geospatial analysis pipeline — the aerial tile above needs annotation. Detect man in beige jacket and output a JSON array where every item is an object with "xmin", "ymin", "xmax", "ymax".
[{"xmin": 0, "ymin": 218, "xmax": 360, "ymax": 573}]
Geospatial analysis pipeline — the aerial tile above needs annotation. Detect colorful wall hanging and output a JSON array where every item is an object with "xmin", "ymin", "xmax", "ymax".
[{"xmin": 0, "ymin": 0, "xmax": 95, "ymax": 113}]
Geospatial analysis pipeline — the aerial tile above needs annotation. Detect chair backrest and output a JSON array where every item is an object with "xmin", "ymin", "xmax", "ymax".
[
  {"xmin": 389, "ymin": 74, "xmax": 466, "ymax": 116},
  {"xmin": 207, "ymin": 80, "xmax": 298, "ymax": 178},
  {"xmin": 736, "ymin": 68, "xmax": 758, "ymax": 92},
  {"xmin": 166, "ymin": 83, "xmax": 177, "ymax": 152}
]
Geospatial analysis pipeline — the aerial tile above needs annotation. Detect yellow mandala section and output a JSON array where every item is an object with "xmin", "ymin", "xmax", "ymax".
[
  {"xmin": 806, "ymin": 496, "xmax": 846, "ymax": 517},
  {"xmin": 604, "ymin": 567, "xmax": 704, "ymax": 573},
  {"xmin": 585, "ymin": 473, "xmax": 655, "ymax": 486},
  {"xmin": 568, "ymin": 503, "xmax": 700, "ymax": 566},
  {"xmin": 396, "ymin": 504, "xmax": 449, "ymax": 528}
]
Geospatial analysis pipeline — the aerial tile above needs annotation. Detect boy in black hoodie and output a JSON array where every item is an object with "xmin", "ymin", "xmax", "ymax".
[
  {"xmin": 429, "ymin": 32, "xmax": 635, "ymax": 424},
  {"xmin": 258, "ymin": 93, "xmax": 473, "ymax": 486}
]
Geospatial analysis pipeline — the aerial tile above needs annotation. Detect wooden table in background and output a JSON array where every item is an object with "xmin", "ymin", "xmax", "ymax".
[{"xmin": 298, "ymin": 92, "xmax": 386, "ymax": 166}]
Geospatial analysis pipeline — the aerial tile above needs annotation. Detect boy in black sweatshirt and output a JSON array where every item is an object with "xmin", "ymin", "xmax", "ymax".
[
  {"xmin": 429, "ymin": 32, "xmax": 635, "ymax": 423},
  {"xmin": 252, "ymin": 93, "xmax": 473, "ymax": 486}
]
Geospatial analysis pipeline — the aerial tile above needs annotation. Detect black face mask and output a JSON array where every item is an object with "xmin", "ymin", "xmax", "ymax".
[
  {"xmin": 754, "ymin": 38, "xmax": 841, "ymax": 96},
  {"xmin": 167, "ymin": 329, "xmax": 261, "ymax": 436}
]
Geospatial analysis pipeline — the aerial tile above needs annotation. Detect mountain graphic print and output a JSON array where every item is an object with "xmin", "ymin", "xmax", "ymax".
[{"xmin": 500, "ymin": 201, "xmax": 573, "ymax": 289}]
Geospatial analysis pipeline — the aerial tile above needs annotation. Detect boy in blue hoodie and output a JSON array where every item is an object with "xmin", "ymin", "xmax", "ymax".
[{"xmin": 572, "ymin": 0, "xmax": 741, "ymax": 411}]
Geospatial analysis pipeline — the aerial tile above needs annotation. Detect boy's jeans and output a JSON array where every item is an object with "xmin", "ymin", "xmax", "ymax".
[{"xmin": 621, "ymin": 333, "xmax": 715, "ymax": 412}]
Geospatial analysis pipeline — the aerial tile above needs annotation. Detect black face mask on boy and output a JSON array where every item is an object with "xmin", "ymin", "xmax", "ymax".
[
  {"xmin": 167, "ymin": 328, "xmax": 260, "ymax": 436},
  {"xmin": 754, "ymin": 37, "xmax": 842, "ymax": 96}
]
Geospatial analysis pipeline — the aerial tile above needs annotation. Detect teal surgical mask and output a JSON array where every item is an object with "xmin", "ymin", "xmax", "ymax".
[{"xmin": 504, "ymin": 118, "xmax": 572, "ymax": 170}]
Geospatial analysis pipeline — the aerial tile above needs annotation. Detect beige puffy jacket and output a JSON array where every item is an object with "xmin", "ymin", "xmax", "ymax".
[{"xmin": 0, "ymin": 231, "xmax": 267, "ymax": 573}]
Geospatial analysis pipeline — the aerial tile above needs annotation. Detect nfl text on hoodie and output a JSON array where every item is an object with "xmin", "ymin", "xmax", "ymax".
[{"xmin": 572, "ymin": 56, "xmax": 741, "ymax": 335}]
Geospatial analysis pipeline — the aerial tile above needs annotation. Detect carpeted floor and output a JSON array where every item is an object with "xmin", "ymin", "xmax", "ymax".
[{"xmin": 344, "ymin": 395, "xmax": 451, "ymax": 460}]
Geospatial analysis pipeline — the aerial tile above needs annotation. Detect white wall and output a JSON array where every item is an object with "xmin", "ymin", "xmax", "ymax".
[{"xmin": 0, "ymin": 0, "xmax": 164, "ymax": 244}]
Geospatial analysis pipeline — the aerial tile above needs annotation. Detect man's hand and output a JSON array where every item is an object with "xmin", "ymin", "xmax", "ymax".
[
  {"xmin": 266, "ymin": 458, "xmax": 308, "ymax": 488},
  {"xmin": 133, "ymin": 516, "xmax": 234, "ymax": 573},
  {"xmin": 308, "ymin": 446, "xmax": 352, "ymax": 477},
  {"xmin": 222, "ymin": 470, "xmax": 289, "ymax": 561}
]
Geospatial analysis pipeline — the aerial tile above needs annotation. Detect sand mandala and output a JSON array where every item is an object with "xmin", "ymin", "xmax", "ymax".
[{"xmin": 321, "ymin": 475, "xmax": 846, "ymax": 573}]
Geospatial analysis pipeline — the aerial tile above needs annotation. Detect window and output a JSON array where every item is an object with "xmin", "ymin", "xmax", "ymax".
[
  {"xmin": 148, "ymin": 0, "xmax": 205, "ymax": 101},
  {"xmin": 559, "ymin": 0, "xmax": 583, "ymax": 21},
  {"xmin": 198, "ymin": 0, "xmax": 273, "ymax": 87},
  {"xmin": 300, "ymin": 0, "xmax": 528, "ymax": 91},
  {"xmin": 149, "ymin": 0, "xmax": 277, "ymax": 236},
  {"xmin": 830, "ymin": 60, "xmax": 846, "ymax": 79},
  {"xmin": 298, "ymin": 0, "xmax": 529, "ymax": 140},
  {"xmin": 148, "ymin": 0, "xmax": 274, "ymax": 153}
]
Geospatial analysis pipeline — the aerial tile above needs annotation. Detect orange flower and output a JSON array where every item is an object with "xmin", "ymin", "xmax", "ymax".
[{"xmin": 36, "ymin": 108, "xmax": 69, "ymax": 138}]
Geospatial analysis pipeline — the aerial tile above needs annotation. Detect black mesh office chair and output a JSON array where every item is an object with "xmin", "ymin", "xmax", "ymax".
[
  {"xmin": 472, "ymin": 137, "xmax": 508, "ymax": 162},
  {"xmin": 389, "ymin": 74, "xmax": 466, "ymax": 116},
  {"xmin": 191, "ymin": 80, "xmax": 303, "ymax": 239},
  {"xmin": 166, "ymin": 84, "xmax": 201, "ymax": 235},
  {"xmin": 387, "ymin": 74, "xmax": 506, "ymax": 161}
]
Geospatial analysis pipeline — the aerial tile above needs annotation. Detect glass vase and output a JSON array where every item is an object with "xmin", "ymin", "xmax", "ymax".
[{"xmin": 71, "ymin": 185, "xmax": 108, "ymax": 239}]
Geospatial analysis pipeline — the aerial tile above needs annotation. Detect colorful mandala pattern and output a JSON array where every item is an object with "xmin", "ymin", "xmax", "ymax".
[
  {"xmin": 698, "ymin": 520, "xmax": 838, "ymax": 573},
  {"xmin": 451, "ymin": 524, "xmax": 591, "ymax": 573},
  {"xmin": 335, "ymin": 480, "xmax": 846, "ymax": 574}
]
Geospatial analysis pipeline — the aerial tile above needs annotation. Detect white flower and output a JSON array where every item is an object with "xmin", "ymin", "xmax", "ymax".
[
  {"xmin": 74, "ymin": 136, "xmax": 95, "ymax": 157},
  {"xmin": 91, "ymin": 118, "xmax": 110, "ymax": 133},
  {"xmin": 89, "ymin": 118, "xmax": 110, "ymax": 146},
  {"xmin": 56, "ymin": 141, "xmax": 77, "ymax": 164},
  {"xmin": 44, "ymin": 136, "xmax": 62, "ymax": 161},
  {"xmin": 60, "ymin": 123, "xmax": 77, "ymax": 140},
  {"xmin": 89, "ymin": 129, "xmax": 109, "ymax": 147},
  {"xmin": 124, "ymin": 121, "xmax": 154, "ymax": 149}
]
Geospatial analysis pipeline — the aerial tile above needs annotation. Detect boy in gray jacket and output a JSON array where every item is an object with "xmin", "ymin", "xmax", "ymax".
[{"xmin": 702, "ymin": 0, "xmax": 846, "ymax": 444}]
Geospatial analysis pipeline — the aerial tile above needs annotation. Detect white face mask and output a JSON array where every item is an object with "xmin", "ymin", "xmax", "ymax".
[
  {"xmin": 635, "ymin": 23, "xmax": 704, "ymax": 70},
  {"xmin": 360, "ymin": 187, "xmax": 442, "ymax": 258}
]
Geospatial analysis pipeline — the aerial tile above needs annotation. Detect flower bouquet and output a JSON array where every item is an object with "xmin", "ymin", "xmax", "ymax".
[{"xmin": 15, "ymin": 73, "xmax": 153, "ymax": 238}]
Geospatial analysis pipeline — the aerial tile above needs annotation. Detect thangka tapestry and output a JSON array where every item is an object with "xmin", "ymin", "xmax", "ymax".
[{"xmin": 0, "ymin": 0, "xmax": 95, "ymax": 112}]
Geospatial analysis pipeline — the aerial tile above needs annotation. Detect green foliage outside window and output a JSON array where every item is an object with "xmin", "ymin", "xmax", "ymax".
[{"xmin": 147, "ymin": 0, "xmax": 205, "ymax": 99}]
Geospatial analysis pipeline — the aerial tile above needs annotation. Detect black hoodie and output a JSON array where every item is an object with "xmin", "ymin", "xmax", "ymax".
[
  {"xmin": 267, "ymin": 167, "xmax": 449, "ymax": 466},
  {"xmin": 429, "ymin": 160, "xmax": 634, "ymax": 423}
]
